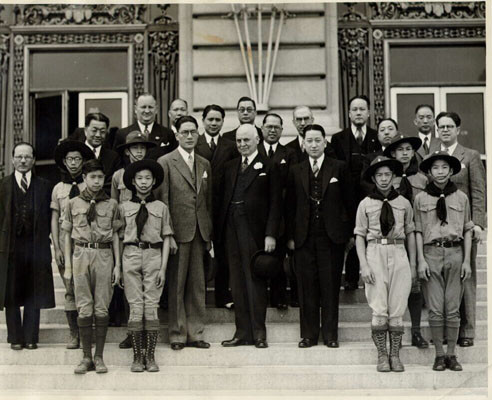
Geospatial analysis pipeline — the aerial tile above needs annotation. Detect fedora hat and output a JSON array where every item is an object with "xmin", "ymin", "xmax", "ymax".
[
  {"xmin": 117, "ymin": 131, "xmax": 157, "ymax": 152},
  {"xmin": 123, "ymin": 159, "xmax": 164, "ymax": 192},
  {"xmin": 363, "ymin": 155, "xmax": 403, "ymax": 183},
  {"xmin": 250, "ymin": 250, "xmax": 282, "ymax": 280},
  {"xmin": 419, "ymin": 150, "xmax": 461, "ymax": 176},
  {"xmin": 54, "ymin": 140, "xmax": 95, "ymax": 171},
  {"xmin": 383, "ymin": 134, "xmax": 422, "ymax": 158}
]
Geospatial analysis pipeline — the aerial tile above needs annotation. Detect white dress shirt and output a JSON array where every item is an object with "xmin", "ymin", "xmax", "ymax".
[
  {"xmin": 441, "ymin": 141, "xmax": 458, "ymax": 156},
  {"xmin": 309, "ymin": 153, "xmax": 325, "ymax": 171},
  {"xmin": 351, "ymin": 124, "xmax": 367, "ymax": 141},
  {"xmin": 137, "ymin": 121, "xmax": 154, "ymax": 134},
  {"xmin": 243, "ymin": 149, "xmax": 258, "ymax": 165},
  {"xmin": 263, "ymin": 142, "xmax": 278, "ymax": 155},
  {"xmin": 85, "ymin": 141, "xmax": 101, "ymax": 158},
  {"xmin": 14, "ymin": 170, "xmax": 32, "ymax": 189}
]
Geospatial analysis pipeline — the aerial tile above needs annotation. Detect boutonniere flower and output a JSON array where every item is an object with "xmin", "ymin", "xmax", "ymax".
[
  {"xmin": 280, "ymin": 159, "xmax": 286, "ymax": 164},
  {"xmin": 203, "ymin": 171, "xmax": 208, "ymax": 178},
  {"xmin": 254, "ymin": 162, "xmax": 263, "ymax": 170}
]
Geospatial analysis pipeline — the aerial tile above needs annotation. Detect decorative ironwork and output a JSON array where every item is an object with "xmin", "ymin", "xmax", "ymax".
[
  {"xmin": 338, "ymin": 28, "xmax": 368, "ymax": 87},
  {"xmin": 339, "ymin": 3, "xmax": 368, "ymax": 22},
  {"xmin": 369, "ymin": 2, "xmax": 485, "ymax": 20},
  {"xmin": 153, "ymin": 4, "xmax": 174, "ymax": 25},
  {"xmin": 0, "ymin": 33, "xmax": 9, "ymax": 176},
  {"xmin": 14, "ymin": 4, "xmax": 147, "ymax": 25}
]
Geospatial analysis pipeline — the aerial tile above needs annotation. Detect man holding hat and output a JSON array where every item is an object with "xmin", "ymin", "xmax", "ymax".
[
  {"xmin": 355, "ymin": 156, "xmax": 416, "ymax": 372},
  {"xmin": 51, "ymin": 140, "xmax": 95, "ymax": 349},
  {"xmin": 414, "ymin": 151, "xmax": 473, "ymax": 371}
]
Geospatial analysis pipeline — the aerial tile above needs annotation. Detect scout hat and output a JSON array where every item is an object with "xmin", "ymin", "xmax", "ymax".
[
  {"xmin": 383, "ymin": 134, "xmax": 422, "ymax": 158},
  {"xmin": 250, "ymin": 250, "xmax": 282, "ymax": 280},
  {"xmin": 363, "ymin": 155, "xmax": 403, "ymax": 183},
  {"xmin": 54, "ymin": 140, "xmax": 95, "ymax": 171},
  {"xmin": 419, "ymin": 150, "xmax": 461, "ymax": 176},
  {"xmin": 117, "ymin": 130, "xmax": 157, "ymax": 152},
  {"xmin": 123, "ymin": 159, "xmax": 164, "ymax": 191}
]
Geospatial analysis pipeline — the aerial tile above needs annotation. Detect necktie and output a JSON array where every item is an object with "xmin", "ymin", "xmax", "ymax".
[
  {"xmin": 312, "ymin": 159, "xmax": 319, "ymax": 177},
  {"xmin": 241, "ymin": 157, "xmax": 249, "ymax": 172},
  {"xmin": 444, "ymin": 146, "xmax": 450, "ymax": 155},
  {"xmin": 210, "ymin": 137, "xmax": 216, "ymax": 153},
  {"xmin": 268, "ymin": 145, "xmax": 274, "ymax": 158},
  {"xmin": 144, "ymin": 124, "xmax": 150, "ymax": 137},
  {"xmin": 21, "ymin": 173, "xmax": 28, "ymax": 193},
  {"xmin": 356, "ymin": 129, "xmax": 364, "ymax": 146},
  {"xmin": 187, "ymin": 154, "xmax": 194, "ymax": 173},
  {"xmin": 423, "ymin": 136, "xmax": 429, "ymax": 154}
]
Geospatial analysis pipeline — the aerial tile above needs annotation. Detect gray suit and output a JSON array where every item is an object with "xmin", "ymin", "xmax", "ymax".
[
  {"xmin": 157, "ymin": 148, "xmax": 212, "ymax": 343},
  {"xmin": 415, "ymin": 134, "xmax": 441, "ymax": 163}
]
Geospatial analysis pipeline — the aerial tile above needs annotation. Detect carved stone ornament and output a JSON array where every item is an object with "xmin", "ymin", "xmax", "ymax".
[
  {"xmin": 0, "ymin": 34, "xmax": 8, "ymax": 69},
  {"xmin": 370, "ymin": 2, "xmax": 485, "ymax": 20},
  {"xmin": 14, "ymin": 4, "xmax": 147, "ymax": 25},
  {"xmin": 338, "ymin": 27, "xmax": 368, "ymax": 86},
  {"xmin": 153, "ymin": 4, "xmax": 174, "ymax": 25},
  {"xmin": 339, "ymin": 3, "xmax": 369, "ymax": 23},
  {"xmin": 0, "ymin": 5, "xmax": 4, "ymax": 25},
  {"xmin": 149, "ymin": 30, "xmax": 179, "ymax": 82}
]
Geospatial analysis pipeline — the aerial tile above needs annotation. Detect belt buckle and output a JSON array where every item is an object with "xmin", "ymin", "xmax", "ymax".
[
  {"xmin": 436, "ymin": 241, "xmax": 444, "ymax": 247},
  {"xmin": 138, "ymin": 242, "xmax": 146, "ymax": 249},
  {"xmin": 381, "ymin": 238, "xmax": 387, "ymax": 245}
]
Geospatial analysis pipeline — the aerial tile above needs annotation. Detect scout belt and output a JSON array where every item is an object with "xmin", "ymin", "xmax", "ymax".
[
  {"xmin": 428, "ymin": 240, "xmax": 462, "ymax": 248},
  {"xmin": 369, "ymin": 238, "xmax": 405, "ymax": 245},
  {"xmin": 126, "ymin": 242, "xmax": 162, "ymax": 249},
  {"xmin": 75, "ymin": 241, "xmax": 112, "ymax": 249}
]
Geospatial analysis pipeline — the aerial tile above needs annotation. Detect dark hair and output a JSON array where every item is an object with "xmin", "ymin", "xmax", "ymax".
[
  {"xmin": 82, "ymin": 159, "xmax": 105, "ymax": 175},
  {"xmin": 377, "ymin": 118, "xmax": 399, "ymax": 131},
  {"xmin": 415, "ymin": 104, "xmax": 435, "ymax": 115},
  {"xmin": 348, "ymin": 95, "xmax": 370, "ymax": 109},
  {"xmin": 436, "ymin": 111, "xmax": 461, "ymax": 127},
  {"xmin": 202, "ymin": 104, "xmax": 225, "ymax": 119},
  {"xmin": 175, "ymin": 115, "xmax": 198, "ymax": 131},
  {"xmin": 171, "ymin": 98, "xmax": 188, "ymax": 109},
  {"xmin": 262, "ymin": 113, "xmax": 283, "ymax": 126},
  {"xmin": 237, "ymin": 96, "xmax": 256, "ymax": 110},
  {"xmin": 303, "ymin": 124, "xmax": 325, "ymax": 138},
  {"xmin": 12, "ymin": 142, "xmax": 36, "ymax": 158},
  {"xmin": 85, "ymin": 112, "xmax": 110, "ymax": 128}
]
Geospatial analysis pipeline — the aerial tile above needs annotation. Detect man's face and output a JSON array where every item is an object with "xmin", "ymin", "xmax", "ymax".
[
  {"xmin": 125, "ymin": 144, "xmax": 147, "ymax": 163},
  {"xmin": 63, "ymin": 150, "xmax": 83, "ymax": 176},
  {"xmin": 293, "ymin": 107, "xmax": 314, "ymax": 137},
  {"xmin": 430, "ymin": 159, "xmax": 452, "ymax": 185},
  {"xmin": 85, "ymin": 120, "xmax": 107, "ymax": 148},
  {"xmin": 348, "ymin": 98, "xmax": 370, "ymax": 127},
  {"xmin": 391, "ymin": 143, "xmax": 414, "ymax": 166},
  {"xmin": 168, "ymin": 100, "xmax": 188, "ymax": 126},
  {"xmin": 372, "ymin": 166, "xmax": 394, "ymax": 192},
  {"xmin": 132, "ymin": 169, "xmax": 155, "ymax": 196},
  {"xmin": 203, "ymin": 110, "xmax": 224, "ymax": 137},
  {"xmin": 437, "ymin": 116, "xmax": 460, "ymax": 146},
  {"xmin": 135, "ymin": 95, "xmax": 157, "ymax": 125},
  {"xmin": 83, "ymin": 170, "xmax": 105, "ymax": 193},
  {"xmin": 236, "ymin": 125, "xmax": 259, "ymax": 157},
  {"xmin": 303, "ymin": 130, "xmax": 326, "ymax": 159},
  {"xmin": 12, "ymin": 144, "xmax": 35, "ymax": 174},
  {"xmin": 414, "ymin": 107, "xmax": 435, "ymax": 134},
  {"xmin": 237, "ymin": 100, "xmax": 256, "ymax": 124},
  {"xmin": 177, "ymin": 121, "xmax": 199, "ymax": 153},
  {"xmin": 377, "ymin": 120, "xmax": 398, "ymax": 146},
  {"xmin": 262, "ymin": 116, "xmax": 283, "ymax": 145}
]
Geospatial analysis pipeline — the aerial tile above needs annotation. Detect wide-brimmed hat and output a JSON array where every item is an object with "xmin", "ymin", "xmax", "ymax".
[
  {"xmin": 117, "ymin": 131, "xmax": 157, "ymax": 152},
  {"xmin": 123, "ymin": 159, "xmax": 164, "ymax": 191},
  {"xmin": 54, "ymin": 140, "xmax": 95, "ymax": 171},
  {"xmin": 363, "ymin": 155, "xmax": 403, "ymax": 183},
  {"xmin": 419, "ymin": 150, "xmax": 461, "ymax": 176},
  {"xmin": 383, "ymin": 134, "xmax": 422, "ymax": 158},
  {"xmin": 250, "ymin": 250, "xmax": 282, "ymax": 280}
]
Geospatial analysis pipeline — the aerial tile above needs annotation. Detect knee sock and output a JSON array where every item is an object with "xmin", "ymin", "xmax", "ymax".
[
  {"xmin": 445, "ymin": 325, "xmax": 460, "ymax": 356},
  {"xmin": 429, "ymin": 324, "xmax": 445, "ymax": 357},
  {"xmin": 408, "ymin": 292, "xmax": 423, "ymax": 334}
]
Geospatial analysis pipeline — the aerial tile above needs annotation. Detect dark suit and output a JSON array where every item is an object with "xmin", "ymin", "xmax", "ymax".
[
  {"xmin": 285, "ymin": 157, "xmax": 355, "ymax": 342},
  {"xmin": 415, "ymin": 134, "xmax": 441, "ymax": 163},
  {"xmin": 330, "ymin": 126, "xmax": 380, "ymax": 287},
  {"xmin": 222, "ymin": 126, "xmax": 264, "ymax": 143},
  {"xmin": 285, "ymin": 136, "xmax": 337, "ymax": 163},
  {"xmin": 94, "ymin": 147, "xmax": 121, "ymax": 195},
  {"xmin": 217, "ymin": 153, "xmax": 281, "ymax": 341},
  {"xmin": 195, "ymin": 134, "xmax": 239, "ymax": 307}
]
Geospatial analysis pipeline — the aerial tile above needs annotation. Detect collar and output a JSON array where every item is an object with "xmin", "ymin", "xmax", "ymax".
[
  {"xmin": 137, "ymin": 121, "xmax": 154, "ymax": 133},
  {"xmin": 85, "ymin": 141, "xmax": 101, "ymax": 158},
  {"xmin": 441, "ymin": 141, "xmax": 458, "ymax": 156},
  {"xmin": 177, "ymin": 145, "xmax": 194, "ymax": 162},
  {"xmin": 243, "ymin": 149, "xmax": 258, "ymax": 164},
  {"xmin": 309, "ymin": 153, "xmax": 325, "ymax": 169},
  {"xmin": 14, "ymin": 170, "xmax": 32, "ymax": 188},
  {"xmin": 263, "ymin": 142, "xmax": 278, "ymax": 154},
  {"xmin": 298, "ymin": 135, "xmax": 304, "ymax": 149},
  {"xmin": 204, "ymin": 132, "xmax": 219, "ymax": 146},
  {"xmin": 171, "ymin": 125, "xmax": 177, "ymax": 134},
  {"xmin": 351, "ymin": 124, "xmax": 367, "ymax": 138},
  {"xmin": 418, "ymin": 132, "xmax": 433, "ymax": 143}
]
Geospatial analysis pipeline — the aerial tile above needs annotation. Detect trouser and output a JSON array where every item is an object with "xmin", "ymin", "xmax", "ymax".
[
  {"xmin": 295, "ymin": 232, "xmax": 345, "ymax": 341},
  {"xmin": 167, "ymin": 231, "xmax": 206, "ymax": 343},
  {"xmin": 56, "ymin": 236, "xmax": 76, "ymax": 311},
  {"xmin": 365, "ymin": 243, "xmax": 411, "ymax": 329},
  {"xmin": 213, "ymin": 241, "xmax": 233, "ymax": 307},
  {"xmin": 73, "ymin": 246, "xmax": 114, "ymax": 319},
  {"xmin": 226, "ymin": 204, "xmax": 267, "ymax": 342},
  {"xmin": 269, "ymin": 238, "xmax": 288, "ymax": 306},
  {"xmin": 459, "ymin": 240, "xmax": 478, "ymax": 338},
  {"xmin": 123, "ymin": 246, "xmax": 163, "ymax": 323},
  {"xmin": 345, "ymin": 246, "xmax": 360, "ymax": 286},
  {"xmin": 5, "ymin": 304, "xmax": 40, "ymax": 345}
]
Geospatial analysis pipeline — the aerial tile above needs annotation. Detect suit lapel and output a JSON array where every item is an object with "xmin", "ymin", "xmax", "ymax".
[
  {"xmin": 241, "ymin": 154, "xmax": 264, "ymax": 191},
  {"xmin": 299, "ymin": 160, "xmax": 310, "ymax": 197},
  {"xmin": 31, "ymin": 176, "xmax": 39, "ymax": 224},
  {"xmin": 171, "ymin": 150, "xmax": 196, "ymax": 191},
  {"xmin": 195, "ymin": 156, "xmax": 205, "ymax": 194},
  {"xmin": 342, "ymin": 129, "xmax": 351, "ymax": 159},
  {"xmin": 320, "ymin": 159, "xmax": 333, "ymax": 197},
  {"xmin": 453, "ymin": 143, "xmax": 466, "ymax": 162}
]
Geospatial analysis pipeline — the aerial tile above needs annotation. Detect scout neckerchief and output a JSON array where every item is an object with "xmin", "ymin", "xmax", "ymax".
[
  {"xmin": 367, "ymin": 186, "xmax": 400, "ymax": 237},
  {"xmin": 62, "ymin": 173, "xmax": 84, "ymax": 199},
  {"xmin": 130, "ymin": 193, "xmax": 156, "ymax": 241},
  {"xmin": 79, "ymin": 188, "xmax": 110, "ymax": 224},
  {"xmin": 424, "ymin": 180, "xmax": 458, "ymax": 226},
  {"xmin": 397, "ymin": 156, "xmax": 419, "ymax": 203}
]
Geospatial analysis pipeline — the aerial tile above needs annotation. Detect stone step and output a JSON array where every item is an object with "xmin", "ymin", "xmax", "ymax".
[
  {"xmin": 0, "ymin": 320, "xmax": 486, "ymax": 344},
  {"xmin": 0, "ymin": 342, "xmax": 486, "ymax": 366},
  {"xmin": 5, "ymin": 301, "xmax": 487, "ymax": 325},
  {"xmin": 0, "ymin": 364, "xmax": 485, "ymax": 390}
]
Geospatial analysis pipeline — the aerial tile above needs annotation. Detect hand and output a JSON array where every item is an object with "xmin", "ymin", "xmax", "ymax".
[
  {"xmin": 360, "ymin": 266, "xmax": 375, "ymax": 285},
  {"xmin": 112, "ymin": 266, "xmax": 123, "ymax": 289},
  {"xmin": 169, "ymin": 237, "xmax": 178, "ymax": 255},
  {"xmin": 156, "ymin": 269, "xmax": 165, "ymax": 288},
  {"xmin": 264, "ymin": 236, "xmax": 276, "ymax": 253},
  {"xmin": 345, "ymin": 237, "xmax": 355, "ymax": 252},
  {"xmin": 418, "ymin": 259, "xmax": 431, "ymax": 281},
  {"xmin": 461, "ymin": 261, "xmax": 472, "ymax": 281},
  {"xmin": 54, "ymin": 247, "xmax": 65, "ymax": 267},
  {"xmin": 63, "ymin": 269, "xmax": 72, "ymax": 282},
  {"xmin": 287, "ymin": 239, "xmax": 295, "ymax": 251},
  {"xmin": 472, "ymin": 225, "xmax": 483, "ymax": 243}
]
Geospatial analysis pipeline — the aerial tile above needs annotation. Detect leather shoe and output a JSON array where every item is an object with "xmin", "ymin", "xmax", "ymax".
[
  {"xmin": 25, "ymin": 343, "xmax": 37, "ymax": 350},
  {"xmin": 221, "ymin": 337, "xmax": 252, "ymax": 347},
  {"xmin": 187, "ymin": 340, "xmax": 210, "ymax": 349},
  {"xmin": 224, "ymin": 302, "xmax": 234, "ymax": 310},
  {"xmin": 10, "ymin": 344, "xmax": 23, "ymax": 350},
  {"xmin": 276, "ymin": 303, "xmax": 288, "ymax": 311},
  {"xmin": 344, "ymin": 282, "xmax": 358, "ymax": 291},
  {"xmin": 254, "ymin": 339, "xmax": 268, "ymax": 348},
  {"xmin": 170, "ymin": 342, "xmax": 185, "ymax": 350},
  {"xmin": 324, "ymin": 340, "xmax": 339, "ymax": 348},
  {"xmin": 432, "ymin": 356, "xmax": 446, "ymax": 371},
  {"xmin": 445, "ymin": 355, "xmax": 463, "ymax": 371},
  {"xmin": 458, "ymin": 337, "xmax": 474, "ymax": 347},
  {"xmin": 119, "ymin": 334, "xmax": 132, "ymax": 349},
  {"xmin": 411, "ymin": 332, "xmax": 429, "ymax": 349},
  {"xmin": 298, "ymin": 338, "xmax": 317, "ymax": 348}
]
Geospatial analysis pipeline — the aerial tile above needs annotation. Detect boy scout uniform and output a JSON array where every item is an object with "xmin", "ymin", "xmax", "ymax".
[
  {"xmin": 111, "ymin": 168, "xmax": 133, "ymax": 203},
  {"xmin": 392, "ymin": 173, "xmax": 428, "ymax": 203}
]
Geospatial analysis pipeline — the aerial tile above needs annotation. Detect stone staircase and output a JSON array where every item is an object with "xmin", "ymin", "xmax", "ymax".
[{"xmin": 0, "ymin": 243, "xmax": 487, "ymax": 395}]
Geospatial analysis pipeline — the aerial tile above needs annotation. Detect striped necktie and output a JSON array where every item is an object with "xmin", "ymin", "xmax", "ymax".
[
  {"xmin": 241, "ymin": 157, "xmax": 249, "ymax": 172},
  {"xmin": 312, "ymin": 159, "xmax": 319, "ymax": 177},
  {"xmin": 21, "ymin": 173, "xmax": 28, "ymax": 193}
]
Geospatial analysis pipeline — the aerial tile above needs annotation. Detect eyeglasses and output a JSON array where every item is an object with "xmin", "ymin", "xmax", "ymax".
[
  {"xmin": 14, "ymin": 155, "xmax": 33, "ymax": 161},
  {"xmin": 238, "ymin": 107, "xmax": 255, "ymax": 113},
  {"xmin": 178, "ymin": 130, "xmax": 198, "ymax": 137},
  {"xmin": 264, "ymin": 125, "xmax": 282, "ymax": 131},
  {"xmin": 65, "ymin": 156, "xmax": 83, "ymax": 163},
  {"xmin": 437, "ymin": 125, "xmax": 456, "ymax": 131}
]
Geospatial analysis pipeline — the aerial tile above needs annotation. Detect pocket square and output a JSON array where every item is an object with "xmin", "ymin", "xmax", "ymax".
[
  {"xmin": 330, "ymin": 177, "xmax": 338, "ymax": 183},
  {"xmin": 461, "ymin": 163, "xmax": 467, "ymax": 169},
  {"xmin": 203, "ymin": 171, "xmax": 208, "ymax": 179},
  {"xmin": 280, "ymin": 159, "xmax": 287, "ymax": 164},
  {"xmin": 259, "ymin": 172, "xmax": 267, "ymax": 176}
]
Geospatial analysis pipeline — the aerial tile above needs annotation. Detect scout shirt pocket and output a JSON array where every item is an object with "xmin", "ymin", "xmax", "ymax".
[
  {"xmin": 447, "ymin": 202, "xmax": 465, "ymax": 235},
  {"xmin": 365, "ymin": 204, "xmax": 381, "ymax": 230},
  {"xmin": 95, "ymin": 205, "xmax": 112, "ymax": 231},
  {"xmin": 416, "ymin": 202, "xmax": 437, "ymax": 242},
  {"xmin": 72, "ymin": 208, "xmax": 88, "ymax": 227},
  {"xmin": 390, "ymin": 203, "xmax": 406, "ymax": 236},
  {"xmin": 146, "ymin": 206, "xmax": 163, "ymax": 242},
  {"xmin": 123, "ymin": 208, "xmax": 139, "ymax": 238}
]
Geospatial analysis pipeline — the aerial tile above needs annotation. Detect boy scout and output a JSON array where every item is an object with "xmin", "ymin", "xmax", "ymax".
[
  {"xmin": 62, "ymin": 159, "xmax": 121, "ymax": 374},
  {"xmin": 355, "ymin": 156, "xmax": 416, "ymax": 372},
  {"xmin": 51, "ymin": 141, "xmax": 95, "ymax": 349},
  {"xmin": 414, "ymin": 151, "xmax": 473, "ymax": 372},
  {"xmin": 383, "ymin": 134, "xmax": 429, "ymax": 349},
  {"xmin": 116, "ymin": 159, "xmax": 172, "ymax": 372}
]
